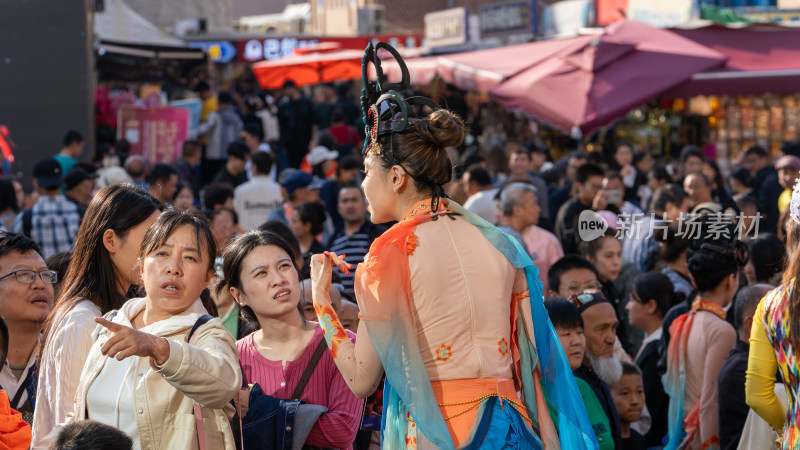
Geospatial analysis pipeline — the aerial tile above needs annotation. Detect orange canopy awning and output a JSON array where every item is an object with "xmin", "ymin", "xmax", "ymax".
[{"xmin": 252, "ymin": 49, "xmax": 364, "ymax": 90}]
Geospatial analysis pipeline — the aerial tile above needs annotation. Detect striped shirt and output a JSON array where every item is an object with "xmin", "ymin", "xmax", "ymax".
[
  {"xmin": 237, "ymin": 325, "xmax": 363, "ymax": 450},
  {"xmin": 327, "ymin": 221, "xmax": 385, "ymax": 297},
  {"xmin": 13, "ymin": 194, "xmax": 81, "ymax": 259}
]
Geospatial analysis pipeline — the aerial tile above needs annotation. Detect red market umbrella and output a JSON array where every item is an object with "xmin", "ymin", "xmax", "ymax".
[
  {"xmin": 372, "ymin": 55, "xmax": 439, "ymax": 85},
  {"xmin": 437, "ymin": 36, "xmax": 592, "ymax": 93},
  {"xmin": 252, "ymin": 49, "xmax": 364, "ymax": 90},
  {"xmin": 490, "ymin": 20, "xmax": 727, "ymax": 136}
]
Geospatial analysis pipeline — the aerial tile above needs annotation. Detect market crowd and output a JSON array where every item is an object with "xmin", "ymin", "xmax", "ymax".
[{"xmin": 1, "ymin": 79, "xmax": 799, "ymax": 450}]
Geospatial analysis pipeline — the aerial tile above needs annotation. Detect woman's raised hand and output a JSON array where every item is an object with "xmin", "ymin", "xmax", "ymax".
[
  {"xmin": 95, "ymin": 317, "xmax": 171, "ymax": 366},
  {"xmin": 310, "ymin": 252, "xmax": 352, "ymax": 293}
]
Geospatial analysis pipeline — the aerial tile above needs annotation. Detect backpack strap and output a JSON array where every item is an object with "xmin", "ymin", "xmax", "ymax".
[
  {"xmin": 292, "ymin": 338, "xmax": 328, "ymax": 400},
  {"xmin": 186, "ymin": 314, "xmax": 213, "ymax": 450},
  {"xmin": 186, "ymin": 314, "xmax": 213, "ymax": 343}
]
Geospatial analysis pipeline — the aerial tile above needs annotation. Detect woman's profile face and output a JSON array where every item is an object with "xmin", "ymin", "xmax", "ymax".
[
  {"xmin": 141, "ymin": 224, "xmax": 213, "ymax": 316},
  {"xmin": 174, "ymin": 186, "xmax": 194, "ymax": 211},
  {"xmin": 361, "ymin": 154, "xmax": 395, "ymax": 224},
  {"xmin": 615, "ymin": 145, "xmax": 633, "ymax": 167},
  {"xmin": 212, "ymin": 212, "xmax": 234, "ymax": 250},
  {"xmin": 588, "ymin": 237, "xmax": 622, "ymax": 282},
  {"xmin": 289, "ymin": 211, "xmax": 310, "ymax": 240},
  {"xmin": 111, "ymin": 210, "xmax": 160, "ymax": 288},
  {"xmin": 236, "ymin": 244, "xmax": 301, "ymax": 319}
]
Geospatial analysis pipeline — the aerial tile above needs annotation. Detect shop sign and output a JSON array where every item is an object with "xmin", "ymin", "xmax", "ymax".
[
  {"xmin": 541, "ymin": 0, "xmax": 594, "ymax": 39},
  {"xmin": 478, "ymin": 0, "xmax": 536, "ymax": 40},
  {"xmin": 425, "ymin": 7, "xmax": 469, "ymax": 48},
  {"xmin": 233, "ymin": 35, "xmax": 422, "ymax": 63},
  {"xmin": 735, "ymin": 7, "xmax": 800, "ymax": 22},
  {"xmin": 240, "ymin": 38, "xmax": 321, "ymax": 62},
  {"xmin": 188, "ymin": 41, "xmax": 237, "ymax": 63},
  {"xmin": 626, "ymin": 0, "xmax": 693, "ymax": 28},
  {"xmin": 169, "ymin": 99, "xmax": 203, "ymax": 133},
  {"xmin": 118, "ymin": 107, "xmax": 189, "ymax": 165}
]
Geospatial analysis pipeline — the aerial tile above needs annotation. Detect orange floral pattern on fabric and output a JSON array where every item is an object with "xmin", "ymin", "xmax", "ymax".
[
  {"xmin": 498, "ymin": 338, "xmax": 509, "ymax": 357},
  {"xmin": 314, "ymin": 302, "xmax": 350, "ymax": 359},
  {"xmin": 405, "ymin": 233, "xmax": 418, "ymax": 255},
  {"xmin": 701, "ymin": 434, "xmax": 720, "ymax": 450},
  {"xmin": 435, "ymin": 344, "xmax": 453, "ymax": 362},
  {"xmin": 406, "ymin": 412, "xmax": 418, "ymax": 449}
]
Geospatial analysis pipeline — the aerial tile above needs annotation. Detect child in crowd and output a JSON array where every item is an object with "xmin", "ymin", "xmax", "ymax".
[
  {"xmin": 610, "ymin": 362, "xmax": 646, "ymax": 450},
  {"xmin": 51, "ymin": 420, "xmax": 132, "ymax": 450}
]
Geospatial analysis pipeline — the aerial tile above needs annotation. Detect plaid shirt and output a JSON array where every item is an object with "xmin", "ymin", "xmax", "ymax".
[{"xmin": 12, "ymin": 194, "xmax": 81, "ymax": 258}]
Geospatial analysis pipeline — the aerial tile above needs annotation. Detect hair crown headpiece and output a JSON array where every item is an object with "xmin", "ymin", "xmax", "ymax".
[{"xmin": 360, "ymin": 42, "xmax": 441, "ymax": 157}]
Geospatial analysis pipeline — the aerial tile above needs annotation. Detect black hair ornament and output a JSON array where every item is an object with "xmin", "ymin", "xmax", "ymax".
[
  {"xmin": 699, "ymin": 241, "xmax": 750, "ymax": 267},
  {"xmin": 360, "ymin": 42, "xmax": 448, "ymax": 214}
]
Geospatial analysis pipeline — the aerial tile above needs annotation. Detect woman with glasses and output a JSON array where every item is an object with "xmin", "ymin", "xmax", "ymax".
[{"xmin": 32, "ymin": 185, "xmax": 161, "ymax": 447}]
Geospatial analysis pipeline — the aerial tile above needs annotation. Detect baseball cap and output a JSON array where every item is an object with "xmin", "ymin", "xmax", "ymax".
[
  {"xmin": 33, "ymin": 157, "xmax": 63, "ymax": 189},
  {"xmin": 63, "ymin": 168, "xmax": 99, "ymax": 191},
  {"xmin": 775, "ymin": 155, "xmax": 800, "ymax": 171},
  {"xmin": 96, "ymin": 166, "xmax": 133, "ymax": 187},
  {"xmin": 282, "ymin": 171, "xmax": 323, "ymax": 194},
  {"xmin": 307, "ymin": 146, "xmax": 339, "ymax": 166}
]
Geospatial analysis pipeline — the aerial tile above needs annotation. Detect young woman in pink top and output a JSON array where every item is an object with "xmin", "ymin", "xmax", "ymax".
[{"xmin": 220, "ymin": 230, "xmax": 363, "ymax": 449}]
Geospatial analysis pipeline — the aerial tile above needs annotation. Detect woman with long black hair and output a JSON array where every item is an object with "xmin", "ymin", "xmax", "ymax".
[{"xmin": 32, "ymin": 185, "xmax": 161, "ymax": 447}]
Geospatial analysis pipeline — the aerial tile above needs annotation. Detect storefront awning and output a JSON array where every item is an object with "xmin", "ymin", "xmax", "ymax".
[
  {"xmin": 667, "ymin": 25, "xmax": 800, "ymax": 97},
  {"xmin": 95, "ymin": 0, "xmax": 185, "ymax": 47}
]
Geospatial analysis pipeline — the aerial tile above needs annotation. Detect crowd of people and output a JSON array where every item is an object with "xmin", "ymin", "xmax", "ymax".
[{"xmin": 1, "ymin": 70, "xmax": 800, "ymax": 450}]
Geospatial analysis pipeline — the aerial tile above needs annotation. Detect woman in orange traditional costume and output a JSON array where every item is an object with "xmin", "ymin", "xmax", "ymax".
[{"xmin": 308, "ymin": 42, "xmax": 597, "ymax": 449}]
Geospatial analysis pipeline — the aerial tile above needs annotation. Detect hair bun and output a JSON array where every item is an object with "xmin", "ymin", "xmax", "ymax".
[{"xmin": 415, "ymin": 110, "xmax": 465, "ymax": 149}]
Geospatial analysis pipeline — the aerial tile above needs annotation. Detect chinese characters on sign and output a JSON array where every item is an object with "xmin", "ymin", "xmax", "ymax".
[{"xmin": 118, "ymin": 108, "xmax": 189, "ymax": 165}]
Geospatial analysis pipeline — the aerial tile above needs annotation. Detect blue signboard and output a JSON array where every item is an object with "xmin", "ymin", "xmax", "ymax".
[
  {"xmin": 479, "ymin": 0, "xmax": 538, "ymax": 39},
  {"xmin": 188, "ymin": 41, "xmax": 237, "ymax": 63}
]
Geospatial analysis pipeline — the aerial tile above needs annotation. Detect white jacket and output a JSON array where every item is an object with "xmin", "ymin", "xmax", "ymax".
[
  {"xmin": 31, "ymin": 299, "xmax": 101, "ymax": 448},
  {"xmin": 42, "ymin": 297, "xmax": 241, "ymax": 450}
]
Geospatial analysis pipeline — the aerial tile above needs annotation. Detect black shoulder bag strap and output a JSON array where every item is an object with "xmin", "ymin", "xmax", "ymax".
[
  {"xmin": 10, "ymin": 365, "xmax": 35, "ymax": 409},
  {"xmin": 186, "ymin": 314, "xmax": 214, "ymax": 342},
  {"xmin": 292, "ymin": 339, "xmax": 328, "ymax": 400}
]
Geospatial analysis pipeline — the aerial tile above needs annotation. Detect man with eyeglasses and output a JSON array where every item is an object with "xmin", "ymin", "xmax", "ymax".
[
  {"xmin": 0, "ymin": 232, "xmax": 55, "ymax": 424},
  {"xmin": 547, "ymin": 255, "xmax": 603, "ymax": 300}
]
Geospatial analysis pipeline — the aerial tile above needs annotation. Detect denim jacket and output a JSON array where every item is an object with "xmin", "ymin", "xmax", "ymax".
[{"xmin": 242, "ymin": 383, "xmax": 327, "ymax": 450}]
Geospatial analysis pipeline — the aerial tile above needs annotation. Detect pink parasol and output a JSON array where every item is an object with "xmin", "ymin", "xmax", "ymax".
[{"xmin": 490, "ymin": 20, "xmax": 726, "ymax": 136}]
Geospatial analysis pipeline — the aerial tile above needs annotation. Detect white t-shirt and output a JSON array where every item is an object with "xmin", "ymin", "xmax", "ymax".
[
  {"xmin": 86, "ymin": 354, "xmax": 140, "ymax": 449},
  {"xmin": 464, "ymin": 188, "xmax": 499, "ymax": 224},
  {"xmin": 234, "ymin": 176, "xmax": 284, "ymax": 230}
]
